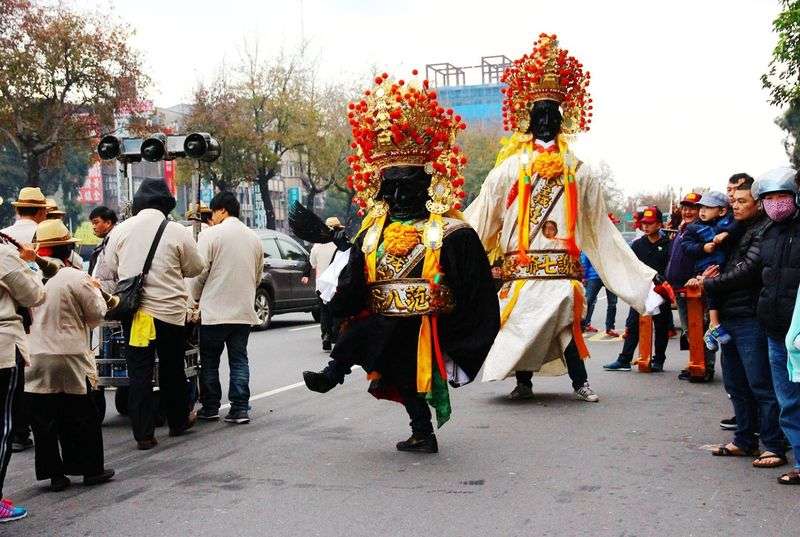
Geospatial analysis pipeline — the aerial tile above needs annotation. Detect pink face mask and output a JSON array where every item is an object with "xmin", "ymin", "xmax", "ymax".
[{"xmin": 763, "ymin": 196, "xmax": 797, "ymax": 222}]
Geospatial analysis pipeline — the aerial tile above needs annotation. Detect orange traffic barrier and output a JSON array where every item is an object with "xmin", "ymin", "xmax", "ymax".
[
  {"xmin": 684, "ymin": 286, "xmax": 706, "ymax": 380},
  {"xmin": 636, "ymin": 314, "xmax": 653, "ymax": 372}
]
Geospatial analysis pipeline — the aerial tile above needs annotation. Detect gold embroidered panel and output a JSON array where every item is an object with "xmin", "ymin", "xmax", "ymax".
[
  {"xmin": 502, "ymin": 249, "xmax": 580, "ymax": 281},
  {"xmin": 368, "ymin": 278, "xmax": 455, "ymax": 316}
]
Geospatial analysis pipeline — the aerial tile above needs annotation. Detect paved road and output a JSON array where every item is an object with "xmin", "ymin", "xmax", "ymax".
[{"xmin": 6, "ymin": 305, "xmax": 800, "ymax": 537}]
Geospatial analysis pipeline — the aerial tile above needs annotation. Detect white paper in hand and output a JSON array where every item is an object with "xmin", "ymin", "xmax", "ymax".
[
  {"xmin": 644, "ymin": 282, "xmax": 665, "ymax": 315},
  {"xmin": 317, "ymin": 248, "xmax": 351, "ymax": 303}
]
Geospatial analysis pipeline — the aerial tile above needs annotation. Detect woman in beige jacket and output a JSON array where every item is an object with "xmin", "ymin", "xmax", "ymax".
[{"xmin": 25, "ymin": 220, "xmax": 114, "ymax": 492}]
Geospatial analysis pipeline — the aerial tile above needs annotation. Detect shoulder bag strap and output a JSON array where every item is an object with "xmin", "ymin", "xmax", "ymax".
[{"xmin": 142, "ymin": 219, "xmax": 169, "ymax": 277}]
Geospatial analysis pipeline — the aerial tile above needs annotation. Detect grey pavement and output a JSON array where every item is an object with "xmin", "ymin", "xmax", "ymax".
[{"xmin": 5, "ymin": 306, "xmax": 800, "ymax": 537}]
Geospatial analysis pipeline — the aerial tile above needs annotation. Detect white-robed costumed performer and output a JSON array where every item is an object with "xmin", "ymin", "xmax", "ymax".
[{"xmin": 465, "ymin": 34, "xmax": 666, "ymax": 400}]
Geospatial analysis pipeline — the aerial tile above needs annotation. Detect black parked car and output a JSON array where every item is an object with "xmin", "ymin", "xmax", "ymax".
[{"xmin": 253, "ymin": 229, "xmax": 320, "ymax": 330}]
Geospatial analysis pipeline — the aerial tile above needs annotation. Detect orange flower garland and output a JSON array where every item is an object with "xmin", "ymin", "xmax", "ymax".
[
  {"xmin": 383, "ymin": 222, "xmax": 421, "ymax": 257},
  {"xmin": 531, "ymin": 152, "xmax": 564, "ymax": 180}
]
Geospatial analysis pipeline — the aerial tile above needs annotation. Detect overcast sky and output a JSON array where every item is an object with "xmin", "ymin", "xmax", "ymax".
[{"xmin": 77, "ymin": 0, "xmax": 789, "ymax": 195}]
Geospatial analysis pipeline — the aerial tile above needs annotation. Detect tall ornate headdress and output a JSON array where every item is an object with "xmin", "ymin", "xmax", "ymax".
[
  {"xmin": 501, "ymin": 33, "xmax": 592, "ymax": 134},
  {"xmin": 346, "ymin": 71, "xmax": 468, "ymax": 217}
]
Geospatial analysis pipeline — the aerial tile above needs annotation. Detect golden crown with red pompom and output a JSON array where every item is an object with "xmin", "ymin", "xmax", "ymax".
[
  {"xmin": 346, "ymin": 71, "xmax": 469, "ymax": 216},
  {"xmin": 501, "ymin": 33, "xmax": 593, "ymax": 134}
]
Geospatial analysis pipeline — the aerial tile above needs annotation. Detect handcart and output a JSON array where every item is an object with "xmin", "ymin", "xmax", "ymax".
[{"xmin": 94, "ymin": 320, "xmax": 200, "ymax": 423}]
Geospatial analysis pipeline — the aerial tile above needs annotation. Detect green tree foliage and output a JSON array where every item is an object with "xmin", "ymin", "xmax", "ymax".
[
  {"xmin": 0, "ymin": 0, "xmax": 147, "ymax": 186},
  {"xmin": 763, "ymin": 0, "xmax": 800, "ymax": 107}
]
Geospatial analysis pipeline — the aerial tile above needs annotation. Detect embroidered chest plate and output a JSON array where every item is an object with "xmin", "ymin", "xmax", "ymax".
[{"xmin": 528, "ymin": 175, "xmax": 564, "ymax": 240}]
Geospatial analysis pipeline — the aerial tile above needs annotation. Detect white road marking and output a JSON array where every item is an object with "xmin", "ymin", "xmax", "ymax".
[
  {"xmin": 287, "ymin": 324, "xmax": 320, "ymax": 332},
  {"xmin": 219, "ymin": 366, "xmax": 362, "ymax": 411}
]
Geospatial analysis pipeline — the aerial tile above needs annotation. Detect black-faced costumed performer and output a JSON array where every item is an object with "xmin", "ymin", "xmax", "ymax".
[{"xmin": 293, "ymin": 71, "xmax": 500, "ymax": 454}]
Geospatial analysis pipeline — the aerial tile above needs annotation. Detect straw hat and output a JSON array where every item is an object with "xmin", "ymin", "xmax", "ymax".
[
  {"xmin": 46, "ymin": 198, "xmax": 65, "ymax": 218},
  {"xmin": 186, "ymin": 203, "xmax": 212, "ymax": 220},
  {"xmin": 34, "ymin": 220, "xmax": 79, "ymax": 247},
  {"xmin": 325, "ymin": 216, "xmax": 343, "ymax": 229},
  {"xmin": 11, "ymin": 187, "xmax": 48, "ymax": 208}
]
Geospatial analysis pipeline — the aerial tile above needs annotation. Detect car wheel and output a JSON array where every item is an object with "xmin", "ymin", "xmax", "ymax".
[
  {"xmin": 253, "ymin": 287, "xmax": 274, "ymax": 330},
  {"xmin": 311, "ymin": 307, "xmax": 321, "ymax": 323}
]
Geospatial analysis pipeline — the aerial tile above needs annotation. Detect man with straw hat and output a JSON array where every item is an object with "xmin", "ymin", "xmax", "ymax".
[
  {"xmin": 3, "ymin": 187, "xmax": 48, "ymax": 244},
  {"xmin": 1, "ymin": 187, "xmax": 48, "ymax": 453},
  {"xmin": 25, "ymin": 219, "xmax": 114, "ymax": 492},
  {"xmin": 44, "ymin": 199, "xmax": 84, "ymax": 270}
]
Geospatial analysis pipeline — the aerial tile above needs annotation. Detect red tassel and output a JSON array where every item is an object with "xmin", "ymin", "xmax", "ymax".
[{"xmin": 431, "ymin": 316, "xmax": 447, "ymax": 380}]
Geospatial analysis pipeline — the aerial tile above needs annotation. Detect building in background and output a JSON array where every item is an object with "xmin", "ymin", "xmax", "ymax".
[{"xmin": 426, "ymin": 55, "xmax": 510, "ymax": 128}]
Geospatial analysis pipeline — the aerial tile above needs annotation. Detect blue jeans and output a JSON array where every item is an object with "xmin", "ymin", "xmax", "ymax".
[
  {"xmin": 200, "ymin": 324, "xmax": 251, "ymax": 413},
  {"xmin": 720, "ymin": 318, "xmax": 783, "ymax": 453},
  {"xmin": 767, "ymin": 337, "xmax": 800, "ymax": 469},
  {"xmin": 583, "ymin": 278, "xmax": 618, "ymax": 331}
]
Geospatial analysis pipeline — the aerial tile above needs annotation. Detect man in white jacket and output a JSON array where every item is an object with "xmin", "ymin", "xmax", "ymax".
[{"xmin": 191, "ymin": 192, "xmax": 263, "ymax": 424}]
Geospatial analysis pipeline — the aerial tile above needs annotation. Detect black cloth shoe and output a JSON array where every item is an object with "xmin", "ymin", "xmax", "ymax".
[
  {"xmin": 396, "ymin": 433, "xmax": 438, "ymax": 453},
  {"xmin": 678, "ymin": 369, "xmax": 690, "ymax": 381},
  {"xmin": 650, "ymin": 361, "xmax": 664, "ymax": 373},
  {"xmin": 84, "ymin": 469, "xmax": 115, "ymax": 486},
  {"xmin": 322, "ymin": 338, "xmax": 332, "ymax": 351},
  {"xmin": 49, "ymin": 475, "xmax": 71, "ymax": 492},
  {"xmin": 303, "ymin": 370, "xmax": 337, "ymax": 393}
]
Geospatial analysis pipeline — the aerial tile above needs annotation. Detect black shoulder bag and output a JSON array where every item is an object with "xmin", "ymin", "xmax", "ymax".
[{"xmin": 107, "ymin": 219, "xmax": 169, "ymax": 321}]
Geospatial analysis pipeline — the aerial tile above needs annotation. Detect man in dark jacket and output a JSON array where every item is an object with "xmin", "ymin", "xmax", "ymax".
[
  {"xmin": 604, "ymin": 206, "xmax": 673, "ymax": 372},
  {"xmin": 699, "ymin": 168, "xmax": 800, "ymax": 485},
  {"xmin": 699, "ymin": 178, "xmax": 785, "ymax": 468}
]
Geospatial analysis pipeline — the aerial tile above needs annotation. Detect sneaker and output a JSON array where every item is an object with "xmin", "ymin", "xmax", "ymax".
[
  {"xmin": 708, "ymin": 325, "xmax": 732, "ymax": 345},
  {"xmin": 678, "ymin": 369, "xmax": 691, "ymax": 381},
  {"xmin": 224, "ymin": 410, "xmax": 250, "ymax": 424},
  {"xmin": 650, "ymin": 362, "xmax": 664, "ymax": 373},
  {"xmin": 603, "ymin": 360, "xmax": 631, "ymax": 371},
  {"xmin": 396, "ymin": 433, "xmax": 438, "ymax": 453},
  {"xmin": 0, "ymin": 501, "xmax": 27, "ymax": 523},
  {"xmin": 575, "ymin": 382, "xmax": 600, "ymax": 402},
  {"xmin": 583, "ymin": 325, "xmax": 599, "ymax": 333},
  {"xmin": 322, "ymin": 338, "xmax": 332, "ymax": 351},
  {"xmin": 605, "ymin": 329, "xmax": 621, "ymax": 338},
  {"xmin": 10, "ymin": 437, "xmax": 33, "ymax": 453},
  {"xmin": 196, "ymin": 408, "xmax": 220, "ymax": 421},
  {"xmin": 720, "ymin": 417, "xmax": 737, "ymax": 430},
  {"xmin": 508, "ymin": 384, "xmax": 534, "ymax": 400}
]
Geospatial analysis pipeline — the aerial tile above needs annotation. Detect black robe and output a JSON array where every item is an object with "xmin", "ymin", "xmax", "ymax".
[{"xmin": 329, "ymin": 223, "xmax": 500, "ymax": 402}]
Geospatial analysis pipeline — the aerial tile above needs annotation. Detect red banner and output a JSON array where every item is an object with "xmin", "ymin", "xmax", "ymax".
[
  {"xmin": 78, "ymin": 162, "xmax": 104, "ymax": 205},
  {"xmin": 163, "ymin": 160, "xmax": 176, "ymax": 195}
]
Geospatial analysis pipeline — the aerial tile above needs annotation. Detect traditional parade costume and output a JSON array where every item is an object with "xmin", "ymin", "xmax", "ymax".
[
  {"xmin": 465, "ymin": 34, "xmax": 659, "ymax": 395},
  {"xmin": 297, "ymin": 71, "xmax": 499, "ymax": 453}
]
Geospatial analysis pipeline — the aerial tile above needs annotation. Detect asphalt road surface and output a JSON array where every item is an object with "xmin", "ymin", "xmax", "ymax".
[{"xmin": 5, "ymin": 301, "xmax": 800, "ymax": 537}]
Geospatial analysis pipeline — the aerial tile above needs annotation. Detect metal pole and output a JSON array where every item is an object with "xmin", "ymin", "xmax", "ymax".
[{"xmin": 192, "ymin": 160, "xmax": 201, "ymax": 240}]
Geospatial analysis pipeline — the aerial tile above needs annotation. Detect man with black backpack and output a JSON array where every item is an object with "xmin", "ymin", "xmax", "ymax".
[{"xmin": 104, "ymin": 179, "xmax": 205, "ymax": 450}]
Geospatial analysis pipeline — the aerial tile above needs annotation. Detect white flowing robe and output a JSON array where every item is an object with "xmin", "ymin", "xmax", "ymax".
[{"xmin": 465, "ymin": 152, "xmax": 656, "ymax": 381}]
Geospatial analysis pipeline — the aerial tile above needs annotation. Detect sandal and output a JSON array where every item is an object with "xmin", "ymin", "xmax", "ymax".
[
  {"xmin": 752, "ymin": 452, "xmax": 787, "ymax": 468},
  {"xmin": 777, "ymin": 469, "xmax": 800, "ymax": 485},
  {"xmin": 711, "ymin": 443, "xmax": 759, "ymax": 457}
]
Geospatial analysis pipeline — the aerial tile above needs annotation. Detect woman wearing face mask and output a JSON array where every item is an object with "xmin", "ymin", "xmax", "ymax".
[{"xmin": 708, "ymin": 167, "xmax": 800, "ymax": 485}]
